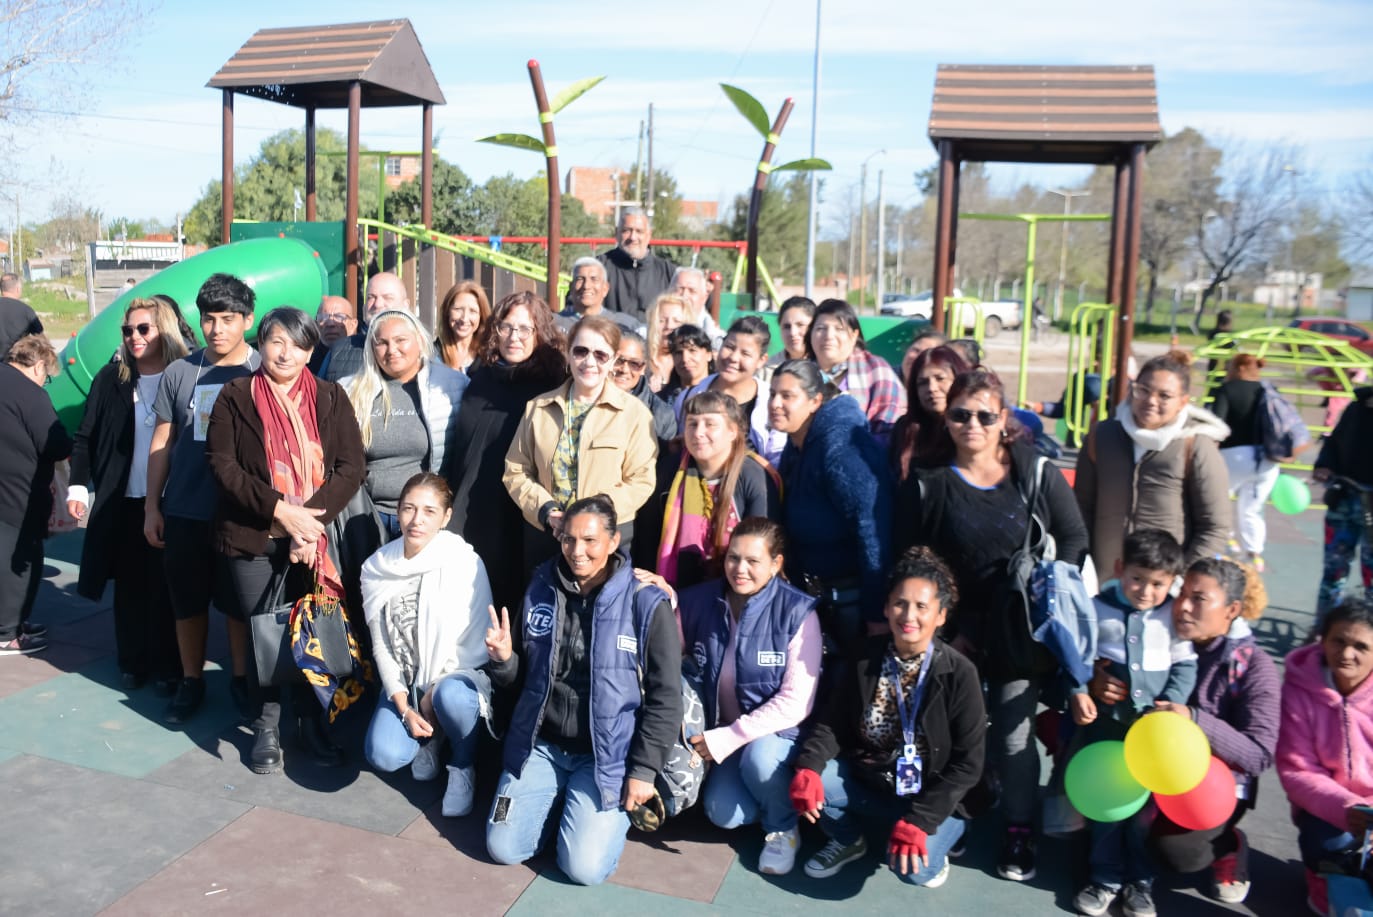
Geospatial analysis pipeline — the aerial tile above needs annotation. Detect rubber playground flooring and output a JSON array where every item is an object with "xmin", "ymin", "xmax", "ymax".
[{"xmin": 0, "ymin": 512, "xmax": 1327, "ymax": 916}]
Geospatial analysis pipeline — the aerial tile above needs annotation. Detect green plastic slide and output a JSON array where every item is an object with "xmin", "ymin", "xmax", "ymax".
[{"xmin": 48, "ymin": 236, "xmax": 330, "ymax": 431}]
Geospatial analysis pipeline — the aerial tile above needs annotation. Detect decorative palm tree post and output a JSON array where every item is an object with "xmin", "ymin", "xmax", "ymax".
[
  {"xmin": 478, "ymin": 62, "xmax": 604, "ymax": 299},
  {"xmin": 721, "ymin": 84, "xmax": 831, "ymax": 304}
]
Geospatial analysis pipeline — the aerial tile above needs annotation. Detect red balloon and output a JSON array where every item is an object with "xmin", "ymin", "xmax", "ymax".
[{"xmin": 1154, "ymin": 756, "xmax": 1238, "ymax": 831}]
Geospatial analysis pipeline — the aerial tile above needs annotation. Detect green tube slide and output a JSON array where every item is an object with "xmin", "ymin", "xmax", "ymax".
[{"xmin": 48, "ymin": 236, "xmax": 330, "ymax": 431}]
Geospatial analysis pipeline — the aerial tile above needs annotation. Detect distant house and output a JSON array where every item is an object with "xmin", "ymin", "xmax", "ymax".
[
  {"xmin": 565, "ymin": 166, "xmax": 720, "ymax": 235},
  {"xmin": 384, "ymin": 154, "xmax": 422, "ymax": 190},
  {"xmin": 1253, "ymin": 269, "xmax": 1323, "ymax": 311},
  {"xmin": 1347, "ymin": 277, "xmax": 1373, "ymax": 323}
]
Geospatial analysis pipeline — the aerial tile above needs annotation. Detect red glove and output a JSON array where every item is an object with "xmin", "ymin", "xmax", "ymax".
[
  {"xmin": 888, "ymin": 819, "xmax": 929, "ymax": 874},
  {"xmin": 789, "ymin": 768, "xmax": 824, "ymax": 814}
]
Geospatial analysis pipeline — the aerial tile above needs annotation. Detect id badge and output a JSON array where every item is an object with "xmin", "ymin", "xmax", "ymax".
[
  {"xmin": 894, "ymin": 745, "xmax": 922, "ymax": 797},
  {"xmin": 192, "ymin": 384, "xmax": 224, "ymax": 442}
]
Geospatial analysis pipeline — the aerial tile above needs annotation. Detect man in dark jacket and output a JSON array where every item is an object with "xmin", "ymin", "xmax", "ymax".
[
  {"xmin": 0, "ymin": 273, "xmax": 43, "ymax": 358},
  {"xmin": 598, "ymin": 209, "xmax": 675, "ymax": 324}
]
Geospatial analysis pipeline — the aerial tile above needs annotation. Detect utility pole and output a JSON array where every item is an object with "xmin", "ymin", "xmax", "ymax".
[
  {"xmin": 875, "ymin": 169, "xmax": 886, "ymax": 307},
  {"xmin": 803, "ymin": 0, "xmax": 822, "ymax": 298},
  {"xmin": 847, "ymin": 189, "xmax": 856, "ymax": 299},
  {"xmin": 1046, "ymin": 188, "xmax": 1088, "ymax": 320},
  {"xmin": 633, "ymin": 121, "xmax": 645, "ymax": 212},
  {"xmin": 895, "ymin": 221, "xmax": 904, "ymax": 294},
  {"xmin": 1284, "ymin": 164, "xmax": 1301, "ymax": 317},
  {"xmin": 645, "ymin": 103, "xmax": 656, "ymax": 221},
  {"xmin": 857, "ymin": 150, "xmax": 883, "ymax": 311}
]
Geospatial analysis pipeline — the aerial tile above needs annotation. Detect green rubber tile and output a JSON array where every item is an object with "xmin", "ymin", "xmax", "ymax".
[
  {"xmin": 508, "ymin": 873, "xmax": 721, "ymax": 917},
  {"xmin": 611, "ymin": 810, "xmax": 737, "ymax": 902},
  {"xmin": 0, "ymin": 754, "xmax": 248, "ymax": 917},
  {"xmin": 0, "ymin": 636, "xmax": 109, "ymax": 700},
  {"xmin": 103, "ymin": 806, "xmax": 537, "ymax": 916},
  {"xmin": 0, "ymin": 657, "xmax": 241, "ymax": 777}
]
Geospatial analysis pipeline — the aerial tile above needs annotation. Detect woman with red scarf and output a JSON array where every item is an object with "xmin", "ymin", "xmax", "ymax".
[{"xmin": 207, "ymin": 307, "xmax": 365, "ymax": 775}]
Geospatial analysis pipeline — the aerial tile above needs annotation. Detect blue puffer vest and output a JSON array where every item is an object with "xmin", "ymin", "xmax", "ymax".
[
  {"xmin": 503, "ymin": 552, "xmax": 666, "ymax": 811},
  {"xmin": 678, "ymin": 575, "xmax": 815, "ymax": 739}
]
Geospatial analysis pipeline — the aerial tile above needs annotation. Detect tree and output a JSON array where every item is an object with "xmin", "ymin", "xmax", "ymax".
[
  {"xmin": 1189, "ymin": 144, "xmax": 1295, "ymax": 330},
  {"xmin": 1134, "ymin": 129, "xmax": 1220, "ymax": 323},
  {"xmin": 1290, "ymin": 203, "xmax": 1351, "ymax": 293},
  {"xmin": 386, "ymin": 156, "xmax": 479, "ymax": 232},
  {"xmin": 1343, "ymin": 168, "xmax": 1373, "ymax": 266},
  {"xmin": 722, "ymin": 172, "xmax": 812, "ymax": 285},
  {"xmin": 182, "ymin": 129, "xmax": 379, "ymax": 245}
]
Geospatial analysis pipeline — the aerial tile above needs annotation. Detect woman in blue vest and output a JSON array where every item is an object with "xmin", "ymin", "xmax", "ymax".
[
  {"xmin": 678, "ymin": 517, "xmax": 822, "ymax": 876},
  {"xmin": 789, "ymin": 546, "xmax": 986, "ymax": 888},
  {"xmin": 483, "ymin": 494, "xmax": 683, "ymax": 886}
]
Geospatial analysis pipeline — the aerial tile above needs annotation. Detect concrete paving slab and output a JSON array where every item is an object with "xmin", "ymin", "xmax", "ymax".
[
  {"xmin": 611, "ymin": 810, "xmax": 739, "ymax": 903},
  {"xmin": 0, "ymin": 754, "xmax": 247, "ymax": 917},
  {"xmin": 102, "ymin": 806, "xmax": 535, "ymax": 916},
  {"xmin": 0, "ymin": 637, "xmax": 109, "ymax": 700}
]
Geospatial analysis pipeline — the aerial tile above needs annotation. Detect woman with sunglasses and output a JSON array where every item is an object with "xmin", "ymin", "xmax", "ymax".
[
  {"xmin": 504, "ymin": 315, "xmax": 658, "ymax": 573},
  {"xmin": 895, "ymin": 367, "xmax": 1087, "ymax": 885},
  {"xmin": 67, "ymin": 299, "xmax": 189, "ymax": 688},
  {"xmin": 1075, "ymin": 350, "xmax": 1231, "ymax": 576},
  {"xmin": 448, "ymin": 292, "xmax": 568, "ymax": 614}
]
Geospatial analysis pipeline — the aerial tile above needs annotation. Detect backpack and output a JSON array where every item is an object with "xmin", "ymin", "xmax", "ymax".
[{"xmin": 1255, "ymin": 380, "xmax": 1311, "ymax": 462}]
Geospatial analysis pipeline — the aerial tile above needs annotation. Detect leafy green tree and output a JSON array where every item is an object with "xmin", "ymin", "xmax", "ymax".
[
  {"xmin": 722, "ymin": 172, "xmax": 811, "ymax": 284},
  {"xmin": 182, "ymin": 128, "xmax": 379, "ymax": 245},
  {"xmin": 386, "ymin": 156, "xmax": 479, "ymax": 232}
]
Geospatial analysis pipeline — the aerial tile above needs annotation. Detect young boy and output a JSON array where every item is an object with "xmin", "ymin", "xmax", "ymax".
[
  {"xmin": 145, "ymin": 274, "xmax": 259, "ymax": 724},
  {"xmin": 1069, "ymin": 528, "xmax": 1198, "ymax": 917}
]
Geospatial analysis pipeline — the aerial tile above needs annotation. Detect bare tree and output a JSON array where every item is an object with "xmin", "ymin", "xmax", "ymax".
[
  {"xmin": 1343, "ymin": 168, "xmax": 1373, "ymax": 266},
  {"xmin": 1136, "ymin": 129, "xmax": 1221, "ymax": 325},
  {"xmin": 1188, "ymin": 143, "xmax": 1296, "ymax": 332}
]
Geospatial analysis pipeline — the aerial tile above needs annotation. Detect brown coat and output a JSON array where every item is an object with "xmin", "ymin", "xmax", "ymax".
[
  {"xmin": 502, "ymin": 380, "xmax": 658, "ymax": 528},
  {"xmin": 206, "ymin": 375, "xmax": 366, "ymax": 557},
  {"xmin": 1074, "ymin": 407, "xmax": 1231, "ymax": 576}
]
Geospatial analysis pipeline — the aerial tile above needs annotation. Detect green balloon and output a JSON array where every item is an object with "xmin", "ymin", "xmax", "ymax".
[
  {"xmin": 1065, "ymin": 740, "xmax": 1151, "ymax": 823},
  {"xmin": 1271, "ymin": 474, "xmax": 1312, "ymax": 515}
]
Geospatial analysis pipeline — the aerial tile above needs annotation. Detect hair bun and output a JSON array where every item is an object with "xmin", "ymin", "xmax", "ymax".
[{"xmin": 1165, "ymin": 349, "xmax": 1194, "ymax": 368}]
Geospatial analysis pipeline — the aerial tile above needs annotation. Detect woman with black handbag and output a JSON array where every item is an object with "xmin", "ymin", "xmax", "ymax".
[
  {"xmin": 894, "ymin": 367, "xmax": 1087, "ymax": 885},
  {"xmin": 206, "ymin": 307, "xmax": 365, "ymax": 775}
]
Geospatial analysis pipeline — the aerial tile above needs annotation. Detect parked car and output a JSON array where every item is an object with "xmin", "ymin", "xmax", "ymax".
[
  {"xmin": 1288, "ymin": 318, "xmax": 1373, "ymax": 356},
  {"xmin": 879, "ymin": 289, "xmax": 1021, "ymax": 336}
]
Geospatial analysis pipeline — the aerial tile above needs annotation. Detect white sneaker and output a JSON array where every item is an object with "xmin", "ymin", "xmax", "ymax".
[
  {"xmin": 441, "ymin": 765, "xmax": 475, "ymax": 817},
  {"xmin": 758, "ymin": 827, "xmax": 799, "ymax": 875},
  {"xmin": 922, "ymin": 861, "xmax": 951, "ymax": 888},
  {"xmin": 410, "ymin": 739, "xmax": 441, "ymax": 782}
]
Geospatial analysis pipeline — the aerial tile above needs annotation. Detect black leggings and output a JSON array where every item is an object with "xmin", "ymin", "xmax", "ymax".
[
  {"xmin": 1149, "ymin": 802, "xmax": 1251, "ymax": 873},
  {"xmin": 226, "ymin": 538, "xmax": 316, "ymax": 731},
  {"xmin": 0, "ymin": 521, "xmax": 42, "ymax": 641}
]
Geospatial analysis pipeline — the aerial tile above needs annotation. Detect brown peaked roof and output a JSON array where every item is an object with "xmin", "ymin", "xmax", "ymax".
[
  {"xmin": 207, "ymin": 19, "xmax": 444, "ymax": 108},
  {"xmin": 928, "ymin": 65, "xmax": 1161, "ymax": 164}
]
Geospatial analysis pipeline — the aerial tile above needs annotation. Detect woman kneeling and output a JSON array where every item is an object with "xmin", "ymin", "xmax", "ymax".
[
  {"xmin": 361, "ymin": 473, "xmax": 494, "ymax": 817},
  {"xmin": 789, "ymin": 546, "xmax": 986, "ymax": 888},
  {"xmin": 677, "ymin": 518, "xmax": 821, "ymax": 875}
]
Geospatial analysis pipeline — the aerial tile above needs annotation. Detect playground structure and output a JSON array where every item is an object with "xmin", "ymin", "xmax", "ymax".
[{"xmin": 927, "ymin": 64, "xmax": 1162, "ymax": 405}]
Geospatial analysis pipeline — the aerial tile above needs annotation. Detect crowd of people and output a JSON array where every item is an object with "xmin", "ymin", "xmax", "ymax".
[{"xmin": 3, "ymin": 230, "xmax": 1373, "ymax": 913}]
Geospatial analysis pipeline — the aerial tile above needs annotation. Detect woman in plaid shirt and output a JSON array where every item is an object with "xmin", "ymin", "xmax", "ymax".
[{"xmin": 808, "ymin": 300, "xmax": 906, "ymax": 442}]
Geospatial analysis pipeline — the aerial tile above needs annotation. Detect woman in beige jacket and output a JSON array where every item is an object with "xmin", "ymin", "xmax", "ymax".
[
  {"xmin": 1074, "ymin": 349, "xmax": 1232, "ymax": 577},
  {"xmin": 504, "ymin": 314, "xmax": 658, "ymax": 575}
]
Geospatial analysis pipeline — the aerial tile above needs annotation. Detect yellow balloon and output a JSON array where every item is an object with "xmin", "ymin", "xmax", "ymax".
[{"xmin": 1123, "ymin": 711, "xmax": 1211, "ymax": 795}]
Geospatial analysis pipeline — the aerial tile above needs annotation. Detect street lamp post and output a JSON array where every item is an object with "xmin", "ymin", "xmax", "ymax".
[
  {"xmin": 803, "ymin": 0, "xmax": 822, "ymax": 298},
  {"xmin": 857, "ymin": 149, "xmax": 884, "ymax": 311},
  {"xmin": 1284, "ymin": 164, "xmax": 1301, "ymax": 317},
  {"xmin": 1046, "ymin": 188, "xmax": 1089, "ymax": 321}
]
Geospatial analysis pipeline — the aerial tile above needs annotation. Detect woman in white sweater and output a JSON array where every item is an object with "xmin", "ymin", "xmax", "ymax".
[{"xmin": 361, "ymin": 472, "xmax": 493, "ymax": 817}]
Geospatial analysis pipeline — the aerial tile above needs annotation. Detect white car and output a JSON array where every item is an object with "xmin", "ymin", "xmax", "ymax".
[{"xmin": 880, "ymin": 290, "xmax": 1021, "ymax": 337}]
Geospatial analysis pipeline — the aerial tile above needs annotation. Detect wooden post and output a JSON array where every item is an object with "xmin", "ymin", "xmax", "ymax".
[
  {"xmin": 304, "ymin": 106, "xmax": 317, "ymax": 221},
  {"xmin": 931, "ymin": 141, "xmax": 956, "ymax": 332},
  {"xmin": 1115, "ymin": 143, "xmax": 1146, "ymax": 404},
  {"xmin": 220, "ymin": 90, "xmax": 234, "ymax": 246},
  {"xmin": 1107, "ymin": 158, "xmax": 1127, "ymax": 308},
  {"xmin": 345, "ymin": 81, "xmax": 361, "ymax": 308},
  {"xmin": 421, "ymin": 103, "xmax": 434, "ymax": 229},
  {"xmin": 527, "ymin": 61, "xmax": 560, "ymax": 301},
  {"xmin": 746, "ymin": 99, "xmax": 795, "ymax": 304}
]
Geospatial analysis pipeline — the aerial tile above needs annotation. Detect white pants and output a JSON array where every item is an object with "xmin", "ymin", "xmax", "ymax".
[{"xmin": 1221, "ymin": 445, "xmax": 1280, "ymax": 555}]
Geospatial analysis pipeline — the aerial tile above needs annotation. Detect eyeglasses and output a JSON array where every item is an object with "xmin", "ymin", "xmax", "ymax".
[
  {"xmin": 496, "ymin": 322, "xmax": 535, "ymax": 340},
  {"xmin": 613, "ymin": 356, "xmax": 646, "ymax": 373},
  {"xmin": 318, "ymin": 312, "xmax": 353, "ymax": 325},
  {"xmin": 571, "ymin": 344, "xmax": 614, "ymax": 366},
  {"xmin": 946, "ymin": 407, "xmax": 1002, "ymax": 427},
  {"xmin": 121, "ymin": 323, "xmax": 153, "ymax": 338},
  {"xmin": 1130, "ymin": 382, "xmax": 1178, "ymax": 405}
]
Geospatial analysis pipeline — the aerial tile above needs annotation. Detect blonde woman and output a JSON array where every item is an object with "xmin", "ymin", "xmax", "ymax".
[
  {"xmin": 343, "ymin": 309, "xmax": 467, "ymax": 539},
  {"xmin": 644, "ymin": 293, "xmax": 688, "ymax": 393},
  {"xmin": 68, "ymin": 298, "xmax": 189, "ymax": 688},
  {"xmin": 434, "ymin": 280, "xmax": 490, "ymax": 374}
]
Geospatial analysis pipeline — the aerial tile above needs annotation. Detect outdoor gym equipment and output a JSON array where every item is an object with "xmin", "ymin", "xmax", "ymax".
[{"xmin": 1059, "ymin": 302, "xmax": 1119, "ymax": 446}]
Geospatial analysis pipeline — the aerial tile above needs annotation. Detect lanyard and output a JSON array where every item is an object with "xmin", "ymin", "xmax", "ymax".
[{"xmin": 887, "ymin": 645, "xmax": 934, "ymax": 754}]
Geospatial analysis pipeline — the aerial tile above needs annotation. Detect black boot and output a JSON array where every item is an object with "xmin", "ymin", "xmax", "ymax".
[
  {"xmin": 298, "ymin": 715, "xmax": 343, "ymax": 768},
  {"xmin": 250, "ymin": 727, "xmax": 282, "ymax": 775}
]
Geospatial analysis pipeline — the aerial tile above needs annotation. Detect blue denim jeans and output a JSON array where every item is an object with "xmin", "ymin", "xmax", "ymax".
[
  {"xmin": 1319, "ymin": 499, "xmax": 1373, "ymax": 625},
  {"xmin": 817, "ymin": 758, "xmax": 966, "ymax": 886},
  {"xmin": 703, "ymin": 733, "xmax": 797, "ymax": 834},
  {"xmin": 1089, "ymin": 802, "xmax": 1156, "ymax": 889},
  {"xmin": 1296, "ymin": 808, "xmax": 1359, "ymax": 869},
  {"xmin": 364, "ymin": 675, "xmax": 483, "ymax": 772},
  {"xmin": 485, "ymin": 739, "xmax": 631, "ymax": 886}
]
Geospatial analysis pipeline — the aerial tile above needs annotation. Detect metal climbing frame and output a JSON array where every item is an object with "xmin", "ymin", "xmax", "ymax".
[
  {"xmin": 943, "ymin": 297, "xmax": 986, "ymax": 344},
  {"xmin": 1062, "ymin": 302, "xmax": 1117, "ymax": 444}
]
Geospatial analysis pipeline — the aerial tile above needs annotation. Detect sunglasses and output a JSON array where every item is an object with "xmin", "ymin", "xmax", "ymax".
[
  {"xmin": 121, "ymin": 323, "xmax": 153, "ymax": 338},
  {"xmin": 571, "ymin": 344, "xmax": 614, "ymax": 366},
  {"xmin": 947, "ymin": 407, "xmax": 1002, "ymax": 427},
  {"xmin": 613, "ymin": 356, "xmax": 646, "ymax": 373}
]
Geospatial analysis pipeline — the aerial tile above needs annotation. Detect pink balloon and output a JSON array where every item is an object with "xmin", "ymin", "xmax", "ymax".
[{"xmin": 1154, "ymin": 756, "xmax": 1238, "ymax": 831}]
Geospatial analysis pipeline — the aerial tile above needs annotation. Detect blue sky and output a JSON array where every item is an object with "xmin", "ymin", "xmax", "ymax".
[{"xmin": 14, "ymin": 0, "xmax": 1373, "ymax": 236}]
